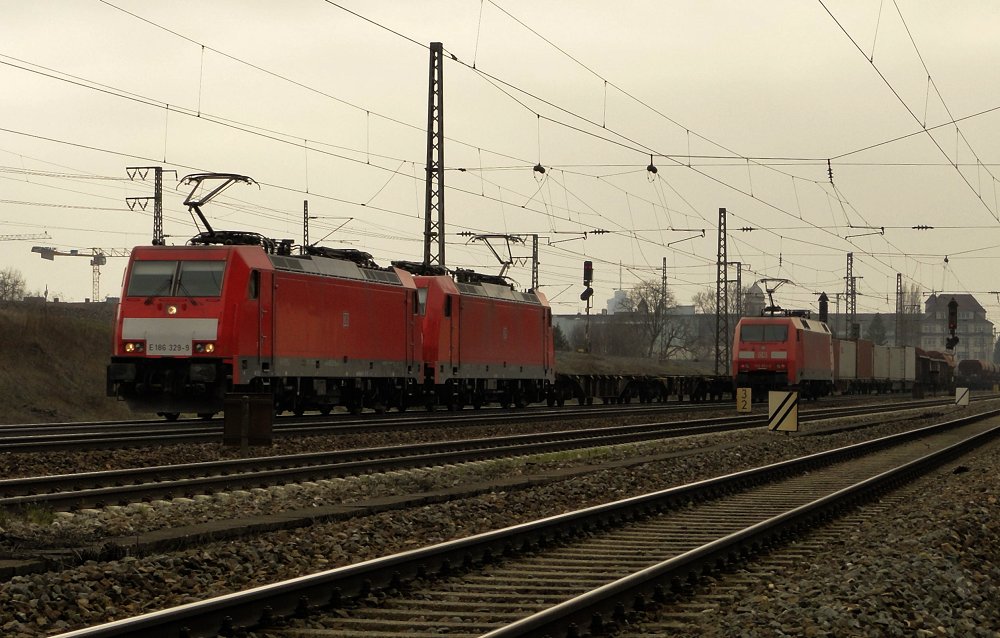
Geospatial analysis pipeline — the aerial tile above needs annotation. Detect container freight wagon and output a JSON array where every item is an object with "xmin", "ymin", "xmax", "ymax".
[
  {"xmin": 833, "ymin": 341, "xmax": 941, "ymax": 396},
  {"xmin": 873, "ymin": 345, "xmax": 891, "ymax": 391},
  {"xmin": 835, "ymin": 339, "xmax": 856, "ymax": 390},
  {"xmin": 833, "ymin": 338, "xmax": 879, "ymax": 394},
  {"xmin": 889, "ymin": 346, "xmax": 917, "ymax": 392},
  {"xmin": 412, "ymin": 271, "xmax": 555, "ymax": 409}
]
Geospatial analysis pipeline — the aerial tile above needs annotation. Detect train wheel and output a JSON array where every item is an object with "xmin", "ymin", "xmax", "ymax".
[
  {"xmin": 319, "ymin": 406, "xmax": 332, "ymax": 416},
  {"xmin": 197, "ymin": 412, "xmax": 214, "ymax": 420},
  {"xmin": 161, "ymin": 412, "xmax": 180, "ymax": 421}
]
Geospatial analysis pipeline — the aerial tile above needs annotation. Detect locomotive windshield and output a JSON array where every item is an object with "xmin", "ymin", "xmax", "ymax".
[
  {"xmin": 126, "ymin": 260, "xmax": 225, "ymax": 297},
  {"xmin": 739, "ymin": 324, "xmax": 788, "ymax": 342}
]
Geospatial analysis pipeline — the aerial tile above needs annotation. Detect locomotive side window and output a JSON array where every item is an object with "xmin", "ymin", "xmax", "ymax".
[
  {"xmin": 417, "ymin": 288, "xmax": 427, "ymax": 315},
  {"xmin": 248, "ymin": 270, "xmax": 260, "ymax": 299},
  {"xmin": 177, "ymin": 261, "xmax": 225, "ymax": 297},
  {"xmin": 444, "ymin": 295, "xmax": 452, "ymax": 317},
  {"xmin": 126, "ymin": 261, "xmax": 177, "ymax": 296}
]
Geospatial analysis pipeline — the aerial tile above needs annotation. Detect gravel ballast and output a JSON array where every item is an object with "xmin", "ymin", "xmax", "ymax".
[{"xmin": 0, "ymin": 404, "xmax": 997, "ymax": 636}]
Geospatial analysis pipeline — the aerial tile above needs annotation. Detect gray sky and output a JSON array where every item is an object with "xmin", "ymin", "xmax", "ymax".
[{"xmin": 2, "ymin": 0, "xmax": 999, "ymax": 319}]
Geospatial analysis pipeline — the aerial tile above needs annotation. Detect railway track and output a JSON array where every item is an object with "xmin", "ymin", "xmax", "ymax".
[
  {"xmin": 0, "ymin": 399, "xmax": 959, "ymax": 511},
  {"xmin": 50, "ymin": 408, "xmax": 1000, "ymax": 638},
  {"xmin": 0, "ymin": 401, "xmax": 728, "ymax": 452},
  {"xmin": 0, "ymin": 394, "xmax": 966, "ymax": 452}
]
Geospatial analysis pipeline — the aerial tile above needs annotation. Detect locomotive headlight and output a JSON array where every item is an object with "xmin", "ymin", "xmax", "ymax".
[
  {"xmin": 123, "ymin": 341, "xmax": 145, "ymax": 353},
  {"xmin": 193, "ymin": 341, "xmax": 216, "ymax": 354},
  {"xmin": 167, "ymin": 305, "xmax": 178, "ymax": 315},
  {"xmin": 204, "ymin": 343, "xmax": 215, "ymax": 353}
]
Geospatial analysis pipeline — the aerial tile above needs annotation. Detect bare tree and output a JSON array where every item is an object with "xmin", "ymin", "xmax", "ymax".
[
  {"xmin": 689, "ymin": 283, "xmax": 747, "ymax": 361},
  {"xmin": 615, "ymin": 279, "xmax": 678, "ymax": 358},
  {"xmin": 691, "ymin": 282, "xmax": 746, "ymax": 317},
  {"xmin": 0, "ymin": 267, "xmax": 26, "ymax": 301}
]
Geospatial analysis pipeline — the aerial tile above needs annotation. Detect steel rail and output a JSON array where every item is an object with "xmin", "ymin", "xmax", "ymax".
[
  {"xmin": 0, "ymin": 402, "xmax": 724, "ymax": 452},
  {"xmin": 48, "ymin": 408, "xmax": 1000, "ymax": 638},
  {"xmin": 0, "ymin": 395, "xmax": 962, "ymax": 452},
  {"xmin": 0, "ymin": 399, "xmax": 956, "ymax": 510}
]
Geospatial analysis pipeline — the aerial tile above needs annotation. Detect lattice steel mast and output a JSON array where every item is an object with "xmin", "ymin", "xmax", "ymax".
[
  {"xmin": 715, "ymin": 207, "xmax": 730, "ymax": 375},
  {"xmin": 423, "ymin": 42, "xmax": 446, "ymax": 268}
]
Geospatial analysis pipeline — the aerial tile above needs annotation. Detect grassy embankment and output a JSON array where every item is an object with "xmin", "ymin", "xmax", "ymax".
[{"xmin": 0, "ymin": 302, "xmax": 133, "ymax": 424}]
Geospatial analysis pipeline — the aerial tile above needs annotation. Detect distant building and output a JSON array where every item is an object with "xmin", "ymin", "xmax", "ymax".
[
  {"xmin": 606, "ymin": 289, "xmax": 628, "ymax": 315},
  {"xmin": 744, "ymin": 283, "xmax": 765, "ymax": 317},
  {"xmin": 922, "ymin": 294, "xmax": 993, "ymax": 361},
  {"xmin": 825, "ymin": 293, "xmax": 994, "ymax": 361}
]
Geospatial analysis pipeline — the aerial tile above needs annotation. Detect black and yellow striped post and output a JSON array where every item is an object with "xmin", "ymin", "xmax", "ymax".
[{"xmin": 768, "ymin": 390, "xmax": 799, "ymax": 433}]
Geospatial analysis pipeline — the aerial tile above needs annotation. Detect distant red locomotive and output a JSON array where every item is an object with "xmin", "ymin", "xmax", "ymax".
[
  {"xmin": 731, "ymin": 315, "xmax": 834, "ymax": 399},
  {"xmin": 732, "ymin": 312, "xmax": 955, "ymax": 399}
]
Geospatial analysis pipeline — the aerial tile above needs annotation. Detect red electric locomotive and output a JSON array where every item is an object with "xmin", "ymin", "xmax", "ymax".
[
  {"xmin": 108, "ymin": 173, "xmax": 557, "ymax": 419},
  {"xmin": 107, "ymin": 239, "xmax": 422, "ymax": 419},
  {"xmin": 731, "ymin": 314, "xmax": 834, "ymax": 399},
  {"xmin": 397, "ymin": 265, "xmax": 555, "ymax": 409}
]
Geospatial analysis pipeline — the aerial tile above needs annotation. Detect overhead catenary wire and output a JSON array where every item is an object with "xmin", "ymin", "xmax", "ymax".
[{"xmin": 5, "ymin": 3, "xmax": 988, "ymax": 309}]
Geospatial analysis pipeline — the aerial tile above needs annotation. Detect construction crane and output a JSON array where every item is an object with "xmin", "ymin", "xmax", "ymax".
[
  {"xmin": 1, "ymin": 232, "xmax": 51, "ymax": 241},
  {"xmin": 31, "ymin": 246, "xmax": 131, "ymax": 302}
]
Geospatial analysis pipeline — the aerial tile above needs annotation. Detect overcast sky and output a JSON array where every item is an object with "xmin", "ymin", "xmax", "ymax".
[{"xmin": 2, "ymin": 1, "xmax": 999, "ymax": 320}]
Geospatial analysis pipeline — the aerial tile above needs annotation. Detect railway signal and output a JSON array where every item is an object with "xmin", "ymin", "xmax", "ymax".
[
  {"xmin": 946, "ymin": 297, "xmax": 959, "ymax": 350},
  {"xmin": 581, "ymin": 260, "xmax": 594, "ymax": 301}
]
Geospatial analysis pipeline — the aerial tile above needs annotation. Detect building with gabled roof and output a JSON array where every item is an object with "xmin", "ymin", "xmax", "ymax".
[{"xmin": 922, "ymin": 294, "xmax": 993, "ymax": 362}]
